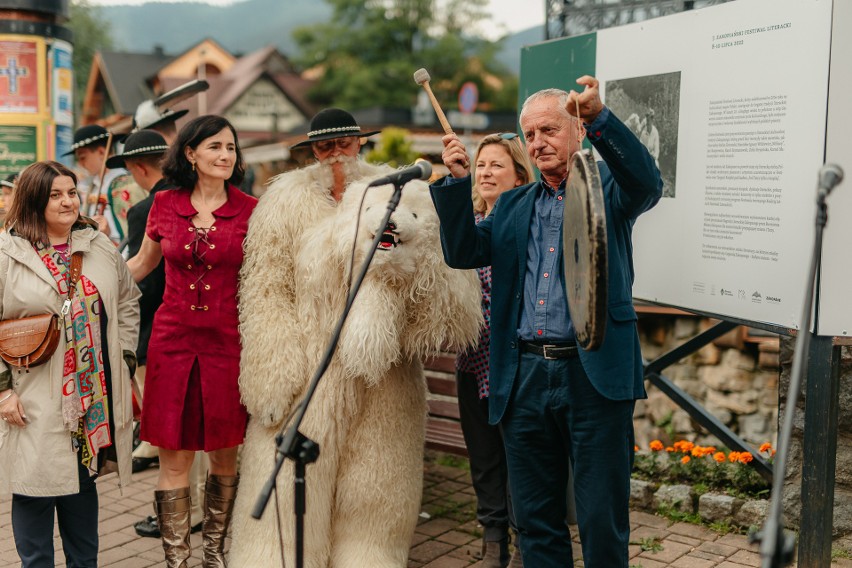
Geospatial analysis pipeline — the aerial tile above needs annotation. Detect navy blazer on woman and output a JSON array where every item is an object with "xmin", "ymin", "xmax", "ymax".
[{"xmin": 430, "ymin": 109, "xmax": 663, "ymax": 425}]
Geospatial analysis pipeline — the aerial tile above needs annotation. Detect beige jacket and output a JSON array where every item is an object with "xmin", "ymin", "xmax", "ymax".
[{"xmin": 0, "ymin": 226, "xmax": 140, "ymax": 496}]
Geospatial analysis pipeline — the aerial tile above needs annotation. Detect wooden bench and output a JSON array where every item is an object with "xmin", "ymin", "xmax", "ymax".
[{"xmin": 423, "ymin": 353, "xmax": 468, "ymax": 456}]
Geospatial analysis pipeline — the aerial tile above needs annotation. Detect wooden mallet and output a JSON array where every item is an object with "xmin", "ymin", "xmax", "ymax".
[{"xmin": 413, "ymin": 68, "xmax": 454, "ymax": 135}]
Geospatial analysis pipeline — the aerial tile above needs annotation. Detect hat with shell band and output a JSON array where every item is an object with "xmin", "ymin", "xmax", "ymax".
[
  {"xmin": 105, "ymin": 130, "xmax": 170, "ymax": 169},
  {"xmin": 290, "ymin": 108, "xmax": 380, "ymax": 149},
  {"xmin": 62, "ymin": 124, "xmax": 113, "ymax": 156}
]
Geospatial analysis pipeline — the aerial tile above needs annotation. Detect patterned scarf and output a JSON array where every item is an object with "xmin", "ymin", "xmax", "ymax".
[{"xmin": 36, "ymin": 241, "xmax": 111, "ymax": 474}]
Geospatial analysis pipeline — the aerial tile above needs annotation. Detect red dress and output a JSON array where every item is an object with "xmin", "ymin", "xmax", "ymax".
[{"xmin": 140, "ymin": 185, "xmax": 257, "ymax": 451}]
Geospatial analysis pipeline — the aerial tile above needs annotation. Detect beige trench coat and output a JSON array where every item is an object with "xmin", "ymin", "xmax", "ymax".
[{"xmin": 0, "ymin": 226, "xmax": 140, "ymax": 496}]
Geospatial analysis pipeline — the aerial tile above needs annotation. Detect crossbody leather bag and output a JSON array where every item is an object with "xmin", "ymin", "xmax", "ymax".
[{"xmin": 0, "ymin": 251, "xmax": 82, "ymax": 370}]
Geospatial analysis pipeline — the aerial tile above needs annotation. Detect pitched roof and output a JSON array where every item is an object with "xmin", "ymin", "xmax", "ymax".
[
  {"xmin": 158, "ymin": 45, "xmax": 315, "ymax": 122},
  {"xmin": 98, "ymin": 51, "xmax": 174, "ymax": 115},
  {"xmin": 86, "ymin": 41, "xmax": 315, "ymax": 142}
]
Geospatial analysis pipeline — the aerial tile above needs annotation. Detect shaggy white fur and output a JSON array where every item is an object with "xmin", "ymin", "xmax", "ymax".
[{"xmin": 231, "ymin": 165, "xmax": 482, "ymax": 568}]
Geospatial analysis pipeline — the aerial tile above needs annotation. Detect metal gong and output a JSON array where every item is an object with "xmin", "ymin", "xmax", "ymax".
[{"xmin": 562, "ymin": 150, "xmax": 608, "ymax": 351}]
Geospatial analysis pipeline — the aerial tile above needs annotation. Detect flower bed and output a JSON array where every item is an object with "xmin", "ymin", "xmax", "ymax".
[{"xmin": 630, "ymin": 440, "xmax": 775, "ymax": 530}]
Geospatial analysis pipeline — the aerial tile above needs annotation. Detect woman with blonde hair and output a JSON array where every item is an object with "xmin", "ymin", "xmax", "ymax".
[{"xmin": 457, "ymin": 132, "xmax": 533, "ymax": 568}]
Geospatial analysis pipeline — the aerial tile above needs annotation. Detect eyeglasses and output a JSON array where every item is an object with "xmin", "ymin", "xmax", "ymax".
[
  {"xmin": 312, "ymin": 136, "xmax": 358, "ymax": 153},
  {"xmin": 499, "ymin": 132, "xmax": 519, "ymax": 140}
]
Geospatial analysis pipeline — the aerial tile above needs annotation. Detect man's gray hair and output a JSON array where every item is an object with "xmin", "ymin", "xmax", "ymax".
[{"xmin": 519, "ymin": 88, "xmax": 576, "ymax": 125}]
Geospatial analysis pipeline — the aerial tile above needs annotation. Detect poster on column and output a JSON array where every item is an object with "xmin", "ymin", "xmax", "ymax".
[
  {"xmin": 50, "ymin": 39, "xmax": 74, "ymax": 126},
  {"xmin": 0, "ymin": 125, "xmax": 38, "ymax": 179},
  {"xmin": 519, "ymin": 0, "xmax": 833, "ymax": 331},
  {"xmin": 0, "ymin": 39, "xmax": 40, "ymax": 114},
  {"xmin": 56, "ymin": 124, "xmax": 73, "ymax": 167}
]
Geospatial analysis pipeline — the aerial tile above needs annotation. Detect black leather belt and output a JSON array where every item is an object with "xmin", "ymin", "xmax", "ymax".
[{"xmin": 520, "ymin": 341, "xmax": 578, "ymax": 360}]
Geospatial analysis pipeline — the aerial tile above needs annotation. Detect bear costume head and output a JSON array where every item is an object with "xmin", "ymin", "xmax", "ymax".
[{"xmin": 296, "ymin": 176, "xmax": 482, "ymax": 383}]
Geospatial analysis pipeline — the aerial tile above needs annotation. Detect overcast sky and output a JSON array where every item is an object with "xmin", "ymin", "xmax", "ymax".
[{"xmin": 84, "ymin": 0, "xmax": 546, "ymax": 39}]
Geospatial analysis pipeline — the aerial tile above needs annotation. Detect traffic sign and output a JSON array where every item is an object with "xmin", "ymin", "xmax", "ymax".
[{"xmin": 458, "ymin": 82, "xmax": 478, "ymax": 114}]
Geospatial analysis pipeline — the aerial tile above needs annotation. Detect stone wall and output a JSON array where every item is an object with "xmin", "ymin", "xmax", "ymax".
[
  {"xmin": 634, "ymin": 314, "xmax": 780, "ymax": 452},
  {"xmin": 636, "ymin": 315, "xmax": 852, "ymax": 542}
]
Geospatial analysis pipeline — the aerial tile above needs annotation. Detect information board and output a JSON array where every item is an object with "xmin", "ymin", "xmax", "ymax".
[{"xmin": 519, "ymin": 0, "xmax": 840, "ymax": 332}]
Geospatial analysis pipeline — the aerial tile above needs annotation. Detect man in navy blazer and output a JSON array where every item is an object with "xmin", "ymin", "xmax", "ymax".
[{"xmin": 430, "ymin": 76, "xmax": 662, "ymax": 567}]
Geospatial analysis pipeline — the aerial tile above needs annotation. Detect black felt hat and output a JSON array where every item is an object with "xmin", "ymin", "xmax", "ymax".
[
  {"xmin": 290, "ymin": 108, "xmax": 380, "ymax": 149},
  {"xmin": 1, "ymin": 173, "xmax": 16, "ymax": 189},
  {"xmin": 105, "ymin": 130, "xmax": 169, "ymax": 169},
  {"xmin": 62, "ymin": 124, "xmax": 112, "ymax": 156}
]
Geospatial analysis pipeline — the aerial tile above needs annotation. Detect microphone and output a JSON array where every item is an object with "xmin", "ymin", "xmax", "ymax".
[
  {"xmin": 366, "ymin": 161, "xmax": 432, "ymax": 188},
  {"xmin": 818, "ymin": 163, "xmax": 844, "ymax": 197}
]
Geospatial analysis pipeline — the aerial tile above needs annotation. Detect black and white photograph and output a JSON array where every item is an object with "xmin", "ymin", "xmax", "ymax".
[{"xmin": 606, "ymin": 71, "xmax": 681, "ymax": 198}]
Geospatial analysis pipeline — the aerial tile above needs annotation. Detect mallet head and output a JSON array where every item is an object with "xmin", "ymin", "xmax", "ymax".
[{"xmin": 413, "ymin": 68, "xmax": 431, "ymax": 86}]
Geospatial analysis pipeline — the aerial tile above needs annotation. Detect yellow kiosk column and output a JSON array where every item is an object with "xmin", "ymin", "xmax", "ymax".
[{"xmin": 0, "ymin": 0, "xmax": 73, "ymax": 194}]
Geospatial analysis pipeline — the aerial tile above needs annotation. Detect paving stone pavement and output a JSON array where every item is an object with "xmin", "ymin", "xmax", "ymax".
[{"xmin": 2, "ymin": 452, "xmax": 851, "ymax": 567}]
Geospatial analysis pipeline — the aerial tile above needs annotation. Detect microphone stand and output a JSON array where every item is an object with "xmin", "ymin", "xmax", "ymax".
[
  {"xmin": 250, "ymin": 179, "xmax": 407, "ymax": 568},
  {"xmin": 751, "ymin": 175, "xmax": 834, "ymax": 567}
]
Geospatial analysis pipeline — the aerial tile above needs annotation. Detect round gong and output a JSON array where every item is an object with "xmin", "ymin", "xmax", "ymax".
[{"xmin": 562, "ymin": 150, "xmax": 608, "ymax": 351}]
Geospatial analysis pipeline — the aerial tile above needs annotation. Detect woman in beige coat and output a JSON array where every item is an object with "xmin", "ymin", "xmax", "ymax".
[{"xmin": 0, "ymin": 161, "xmax": 140, "ymax": 567}]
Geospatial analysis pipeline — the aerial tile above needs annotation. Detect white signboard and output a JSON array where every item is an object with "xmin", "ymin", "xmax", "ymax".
[
  {"xmin": 226, "ymin": 78, "xmax": 305, "ymax": 134},
  {"xmin": 816, "ymin": 0, "xmax": 852, "ymax": 338},
  {"xmin": 447, "ymin": 110, "xmax": 489, "ymax": 130},
  {"xmin": 593, "ymin": 0, "xmax": 833, "ymax": 331}
]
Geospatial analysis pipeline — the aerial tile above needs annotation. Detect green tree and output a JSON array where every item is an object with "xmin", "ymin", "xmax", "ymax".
[
  {"xmin": 67, "ymin": 0, "xmax": 114, "ymax": 121},
  {"xmin": 293, "ymin": 0, "xmax": 517, "ymax": 112},
  {"xmin": 366, "ymin": 127, "xmax": 419, "ymax": 167}
]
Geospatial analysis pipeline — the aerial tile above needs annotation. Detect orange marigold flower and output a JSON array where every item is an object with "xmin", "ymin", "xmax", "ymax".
[
  {"xmin": 649, "ymin": 440, "xmax": 664, "ymax": 451},
  {"xmin": 693, "ymin": 446, "xmax": 714, "ymax": 457},
  {"xmin": 738, "ymin": 452, "xmax": 754, "ymax": 464},
  {"xmin": 634, "ymin": 445, "xmax": 639, "ymax": 452},
  {"xmin": 728, "ymin": 452, "xmax": 740, "ymax": 463},
  {"xmin": 713, "ymin": 452, "xmax": 726, "ymax": 463},
  {"xmin": 665, "ymin": 447, "xmax": 675, "ymax": 452},
  {"xmin": 680, "ymin": 441, "xmax": 695, "ymax": 453},
  {"xmin": 681, "ymin": 455, "xmax": 691, "ymax": 464},
  {"xmin": 759, "ymin": 442, "xmax": 773, "ymax": 453}
]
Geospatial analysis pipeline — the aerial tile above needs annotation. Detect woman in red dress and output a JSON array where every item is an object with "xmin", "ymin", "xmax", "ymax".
[{"xmin": 128, "ymin": 115, "xmax": 257, "ymax": 568}]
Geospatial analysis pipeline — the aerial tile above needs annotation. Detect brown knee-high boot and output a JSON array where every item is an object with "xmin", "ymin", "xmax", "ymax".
[
  {"xmin": 202, "ymin": 474, "xmax": 239, "ymax": 568},
  {"xmin": 155, "ymin": 487, "xmax": 192, "ymax": 568}
]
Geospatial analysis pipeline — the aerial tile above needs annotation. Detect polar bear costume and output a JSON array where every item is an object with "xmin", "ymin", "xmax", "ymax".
[{"xmin": 231, "ymin": 161, "xmax": 482, "ymax": 568}]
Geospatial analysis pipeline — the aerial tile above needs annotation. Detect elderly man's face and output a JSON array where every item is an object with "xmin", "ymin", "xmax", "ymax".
[
  {"xmin": 312, "ymin": 136, "xmax": 361, "ymax": 162},
  {"xmin": 521, "ymin": 97, "xmax": 580, "ymax": 182}
]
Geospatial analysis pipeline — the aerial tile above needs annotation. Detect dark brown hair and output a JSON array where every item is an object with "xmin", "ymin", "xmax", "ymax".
[
  {"xmin": 4, "ymin": 161, "xmax": 79, "ymax": 244},
  {"xmin": 126, "ymin": 153, "xmax": 164, "ymax": 170},
  {"xmin": 162, "ymin": 115, "xmax": 245, "ymax": 189}
]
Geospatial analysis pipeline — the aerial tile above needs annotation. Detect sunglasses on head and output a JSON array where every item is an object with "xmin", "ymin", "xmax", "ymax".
[{"xmin": 499, "ymin": 132, "xmax": 519, "ymax": 140}]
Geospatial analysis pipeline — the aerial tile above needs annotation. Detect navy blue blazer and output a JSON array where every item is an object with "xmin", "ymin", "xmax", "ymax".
[{"xmin": 430, "ymin": 110, "xmax": 663, "ymax": 425}]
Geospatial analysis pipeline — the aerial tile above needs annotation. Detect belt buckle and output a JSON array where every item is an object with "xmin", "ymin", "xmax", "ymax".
[{"xmin": 542, "ymin": 344, "xmax": 558, "ymax": 360}]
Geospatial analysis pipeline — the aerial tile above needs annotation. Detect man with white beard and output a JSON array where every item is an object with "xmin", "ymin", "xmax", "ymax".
[
  {"xmin": 232, "ymin": 108, "xmax": 399, "ymax": 563},
  {"xmin": 237, "ymin": 108, "xmax": 390, "ymax": 426}
]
